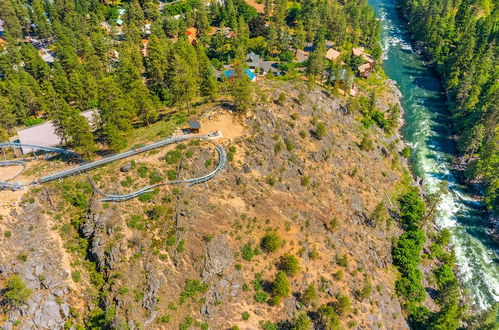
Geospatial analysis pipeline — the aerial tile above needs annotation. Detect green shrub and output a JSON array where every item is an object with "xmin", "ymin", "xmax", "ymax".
[
  {"xmin": 333, "ymin": 294, "xmax": 351, "ymax": 316},
  {"xmin": 179, "ymin": 279, "xmax": 209, "ymax": 304},
  {"xmin": 255, "ymin": 290, "xmax": 269, "ymax": 303},
  {"xmin": 309, "ymin": 248, "xmax": 319, "ymax": 260},
  {"xmin": 241, "ymin": 242, "xmax": 255, "ymax": 261},
  {"xmin": 157, "ymin": 314, "xmax": 171, "ymax": 323},
  {"xmin": 402, "ymin": 146, "xmax": 411, "ymax": 158},
  {"xmin": 335, "ymin": 254, "xmax": 349, "ymax": 267},
  {"xmin": 333, "ymin": 270, "xmax": 344, "ymax": 280},
  {"xmin": 271, "ymin": 271, "xmax": 291, "ymax": 304},
  {"xmin": 261, "ymin": 322, "xmax": 278, "ymax": 330},
  {"xmin": 289, "ymin": 313, "xmax": 312, "ymax": 329},
  {"xmin": 277, "ymin": 93, "xmax": 286, "ymax": 105},
  {"xmin": 317, "ymin": 304, "xmax": 340, "ymax": 329},
  {"xmin": 301, "ymin": 175, "xmax": 310, "ymax": 186},
  {"xmin": 127, "ymin": 215, "xmax": 146, "ymax": 230},
  {"xmin": 300, "ymin": 284, "xmax": 318, "ymax": 306},
  {"xmin": 137, "ymin": 165, "xmax": 149, "ymax": 177},
  {"xmin": 260, "ymin": 232, "xmax": 281, "ymax": 253},
  {"xmin": 434, "ymin": 264, "xmax": 455, "ymax": 290},
  {"xmin": 4, "ymin": 275, "xmax": 32, "ymax": 307},
  {"xmin": 277, "ymin": 253, "xmax": 300, "ymax": 277},
  {"xmin": 398, "ymin": 190, "xmax": 426, "ymax": 229},
  {"xmin": 359, "ymin": 135, "xmax": 374, "ymax": 151},
  {"xmin": 242, "ymin": 311, "xmax": 250, "ymax": 320},
  {"xmin": 165, "ymin": 150, "xmax": 182, "ymax": 164},
  {"xmin": 71, "ymin": 270, "xmax": 81, "ymax": 283},
  {"xmin": 167, "ymin": 170, "xmax": 177, "ymax": 180},
  {"xmin": 149, "ymin": 171, "xmax": 163, "ymax": 184},
  {"xmin": 316, "ymin": 122, "xmax": 327, "ymax": 140}
]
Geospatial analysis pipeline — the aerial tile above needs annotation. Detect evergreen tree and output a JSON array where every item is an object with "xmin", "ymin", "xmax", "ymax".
[
  {"xmin": 170, "ymin": 54, "xmax": 199, "ymax": 113},
  {"xmin": 229, "ymin": 61, "xmax": 252, "ymax": 112},
  {"xmin": 307, "ymin": 34, "xmax": 327, "ymax": 78},
  {"xmin": 98, "ymin": 77, "xmax": 133, "ymax": 151},
  {"xmin": 196, "ymin": 44, "xmax": 218, "ymax": 100}
]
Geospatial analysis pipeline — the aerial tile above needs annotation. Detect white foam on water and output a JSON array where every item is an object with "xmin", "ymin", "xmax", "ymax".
[{"xmin": 373, "ymin": 0, "xmax": 499, "ymax": 310}]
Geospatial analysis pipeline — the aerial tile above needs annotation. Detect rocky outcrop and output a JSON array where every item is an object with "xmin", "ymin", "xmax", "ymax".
[
  {"xmin": 0, "ymin": 202, "xmax": 71, "ymax": 329},
  {"xmin": 202, "ymin": 235, "xmax": 234, "ymax": 281},
  {"xmin": 83, "ymin": 198, "xmax": 125, "ymax": 270}
]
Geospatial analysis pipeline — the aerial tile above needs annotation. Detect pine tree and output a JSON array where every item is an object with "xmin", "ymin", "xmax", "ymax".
[
  {"xmin": 170, "ymin": 54, "xmax": 199, "ymax": 113},
  {"xmin": 230, "ymin": 62, "xmax": 252, "ymax": 112},
  {"xmin": 130, "ymin": 79, "xmax": 158, "ymax": 125},
  {"xmin": 98, "ymin": 77, "xmax": 133, "ymax": 151},
  {"xmin": 31, "ymin": 0, "xmax": 52, "ymax": 38},
  {"xmin": 307, "ymin": 34, "xmax": 327, "ymax": 78},
  {"xmin": 197, "ymin": 45, "xmax": 218, "ymax": 100}
]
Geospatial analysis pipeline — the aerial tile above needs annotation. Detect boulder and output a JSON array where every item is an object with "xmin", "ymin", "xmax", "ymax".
[{"xmin": 120, "ymin": 162, "xmax": 132, "ymax": 172}]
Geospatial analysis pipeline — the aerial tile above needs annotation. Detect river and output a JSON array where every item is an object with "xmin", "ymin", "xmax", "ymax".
[{"xmin": 368, "ymin": 0, "xmax": 499, "ymax": 312}]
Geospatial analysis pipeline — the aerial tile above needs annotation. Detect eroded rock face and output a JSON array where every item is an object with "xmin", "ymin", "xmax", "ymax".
[
  {"xmin": 202, "ymin": 235, "xmax": 234, "ymax": 281},
  {"xmin": 201, "ymin": 235, "xmax": 243, "ymax": 319},
  {"xmin": 0, "ymin": 202, "xmax": 71, "ymax": 329},
  {"xmin": 83, "ymin": 198, "xmax": 125, "ymax": 270}
]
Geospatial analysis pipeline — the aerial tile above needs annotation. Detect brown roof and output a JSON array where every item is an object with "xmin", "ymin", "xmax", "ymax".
[
  {"xmin": 188, "ymin": 120, "xmax": 201, "ymax": 129},
  {"xmin": 358, "ymin": 63, "xmax": 371, "ymax": 73},
  {"xmin": 325, "ymin": 48, "xmax": 341, "ymax": 61},
  {"xmin": 352, "ymin": 47, "xmax": 365, "ymax": 56}
]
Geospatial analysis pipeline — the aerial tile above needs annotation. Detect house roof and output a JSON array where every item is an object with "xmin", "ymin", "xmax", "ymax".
[
  {"xmin": 358, "ymin": 63, "xmax": 372, "ymax": 73},
  {"xmin": 116, "ymin": 19, "xmax": 124, "ymax": 26},
  {"xmin": 325, "ymin": 48, "xmax": 341, "ymax": 61},
  {"xmin": 259, "ymin": 60, "xmax": 273, "ymax": 73},
  {"xmin": 188, "ymin": 119, "xmax": 201, "ymax": 129},
  {"xmin": 352, "ymin": 47, "xmax": 365, "ymax": 56},
  {"xmin": 246, "ymin": 52, "xmax": 260, "ymax": 64},
  {"xmin": 17, "ymin": 110, "xmax": 97, "ymax": 153}
]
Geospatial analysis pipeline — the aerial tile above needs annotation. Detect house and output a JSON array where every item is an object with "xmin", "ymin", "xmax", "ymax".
[
  {"xmin": 186, "ymin": 27, "xmax": 197, "ymax": 45},
  {"xmin": 116, "ymin": 19, "xmax": 124, "ymax": 26},
  {"xmin": 352, "ymin": 47, "xmax": 364, "ymax": 57},
  {"xmin": 325, "ymin": 48, "xmax": 341, "ymax": 61},
  {"xmin": 188, "ymin": 120, "xmax": 201, "ymax": 134},
  {"xmin": 221, "ymin": 27, "xmax": 235, "ymax": 39},
  {"xmin": 17, "ymin": 110, "xmax": 98, "ymax": 154},
  {"xmin": 223, "ymin": 69, "xmax": 256, "ymax": 82},
  {"xmin": 246, "ymin": 52, "xmax": 260, "ymax": 69},
  {"xmin": 39, "ymin": 49, "xmax": 55, "ymax": 64},
  {"xmin": 358, "ymin": 63, "xmax": 373, "ymax": 78}
]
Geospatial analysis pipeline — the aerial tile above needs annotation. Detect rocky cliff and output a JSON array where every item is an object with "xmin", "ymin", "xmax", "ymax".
[{"xmin": 1, "ymin": 80, "xmax": 411, "ymax": 329}]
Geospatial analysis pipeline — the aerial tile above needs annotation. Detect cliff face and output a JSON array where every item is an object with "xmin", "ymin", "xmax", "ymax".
[{"xmin": 1, "ymin": 80, "xmax": 410, "ymax": 329}]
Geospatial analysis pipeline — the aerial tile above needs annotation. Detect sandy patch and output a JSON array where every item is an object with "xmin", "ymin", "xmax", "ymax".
[{"xmin": 200, "ymin": 112, "xmax": 245, "ymax": 142}]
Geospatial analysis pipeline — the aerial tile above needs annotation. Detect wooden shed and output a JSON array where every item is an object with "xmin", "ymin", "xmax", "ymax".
[{"xmin": 188, "ymin": 120, "xmax": 201, "ymax": 133}]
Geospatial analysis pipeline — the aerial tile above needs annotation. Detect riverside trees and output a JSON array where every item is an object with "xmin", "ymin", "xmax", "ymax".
[{"xmin": 399, "ymin": 0, "xmax": 498, "ymax": 215}]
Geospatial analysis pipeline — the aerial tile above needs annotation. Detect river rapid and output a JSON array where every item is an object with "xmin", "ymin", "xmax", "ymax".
[{"xmin": 368, "ymin": 0, "xmax": 499, "ymax": 312}]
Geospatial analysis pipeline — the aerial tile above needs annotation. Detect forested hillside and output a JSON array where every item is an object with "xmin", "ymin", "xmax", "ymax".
[
  {"xmin": 0, "ymin": 0, "xmax": 380, "ymax": 155},
  {"xmin": 398, "ymin": 0, "xmax": 498, "ymax": 214}
]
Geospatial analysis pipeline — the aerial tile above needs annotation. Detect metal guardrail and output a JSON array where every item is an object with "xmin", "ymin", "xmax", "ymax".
[
  {"xmin": 0, "ymin": 133, "xmax": 227, "ymax": 201},
  {"xmin": 88, "ymin": 141, "xmax": 227, "ymax": 202}
]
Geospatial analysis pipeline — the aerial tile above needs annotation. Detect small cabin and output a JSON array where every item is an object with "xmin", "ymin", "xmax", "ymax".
[{"xmin": 188, "ymin": 120, "xmax": 201, "ymax": 133}]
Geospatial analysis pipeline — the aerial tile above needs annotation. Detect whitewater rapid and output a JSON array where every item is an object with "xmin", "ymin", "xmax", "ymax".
[{"xmin": 369, "ymin": 0, "xmax": 499, "ymax": 311}]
